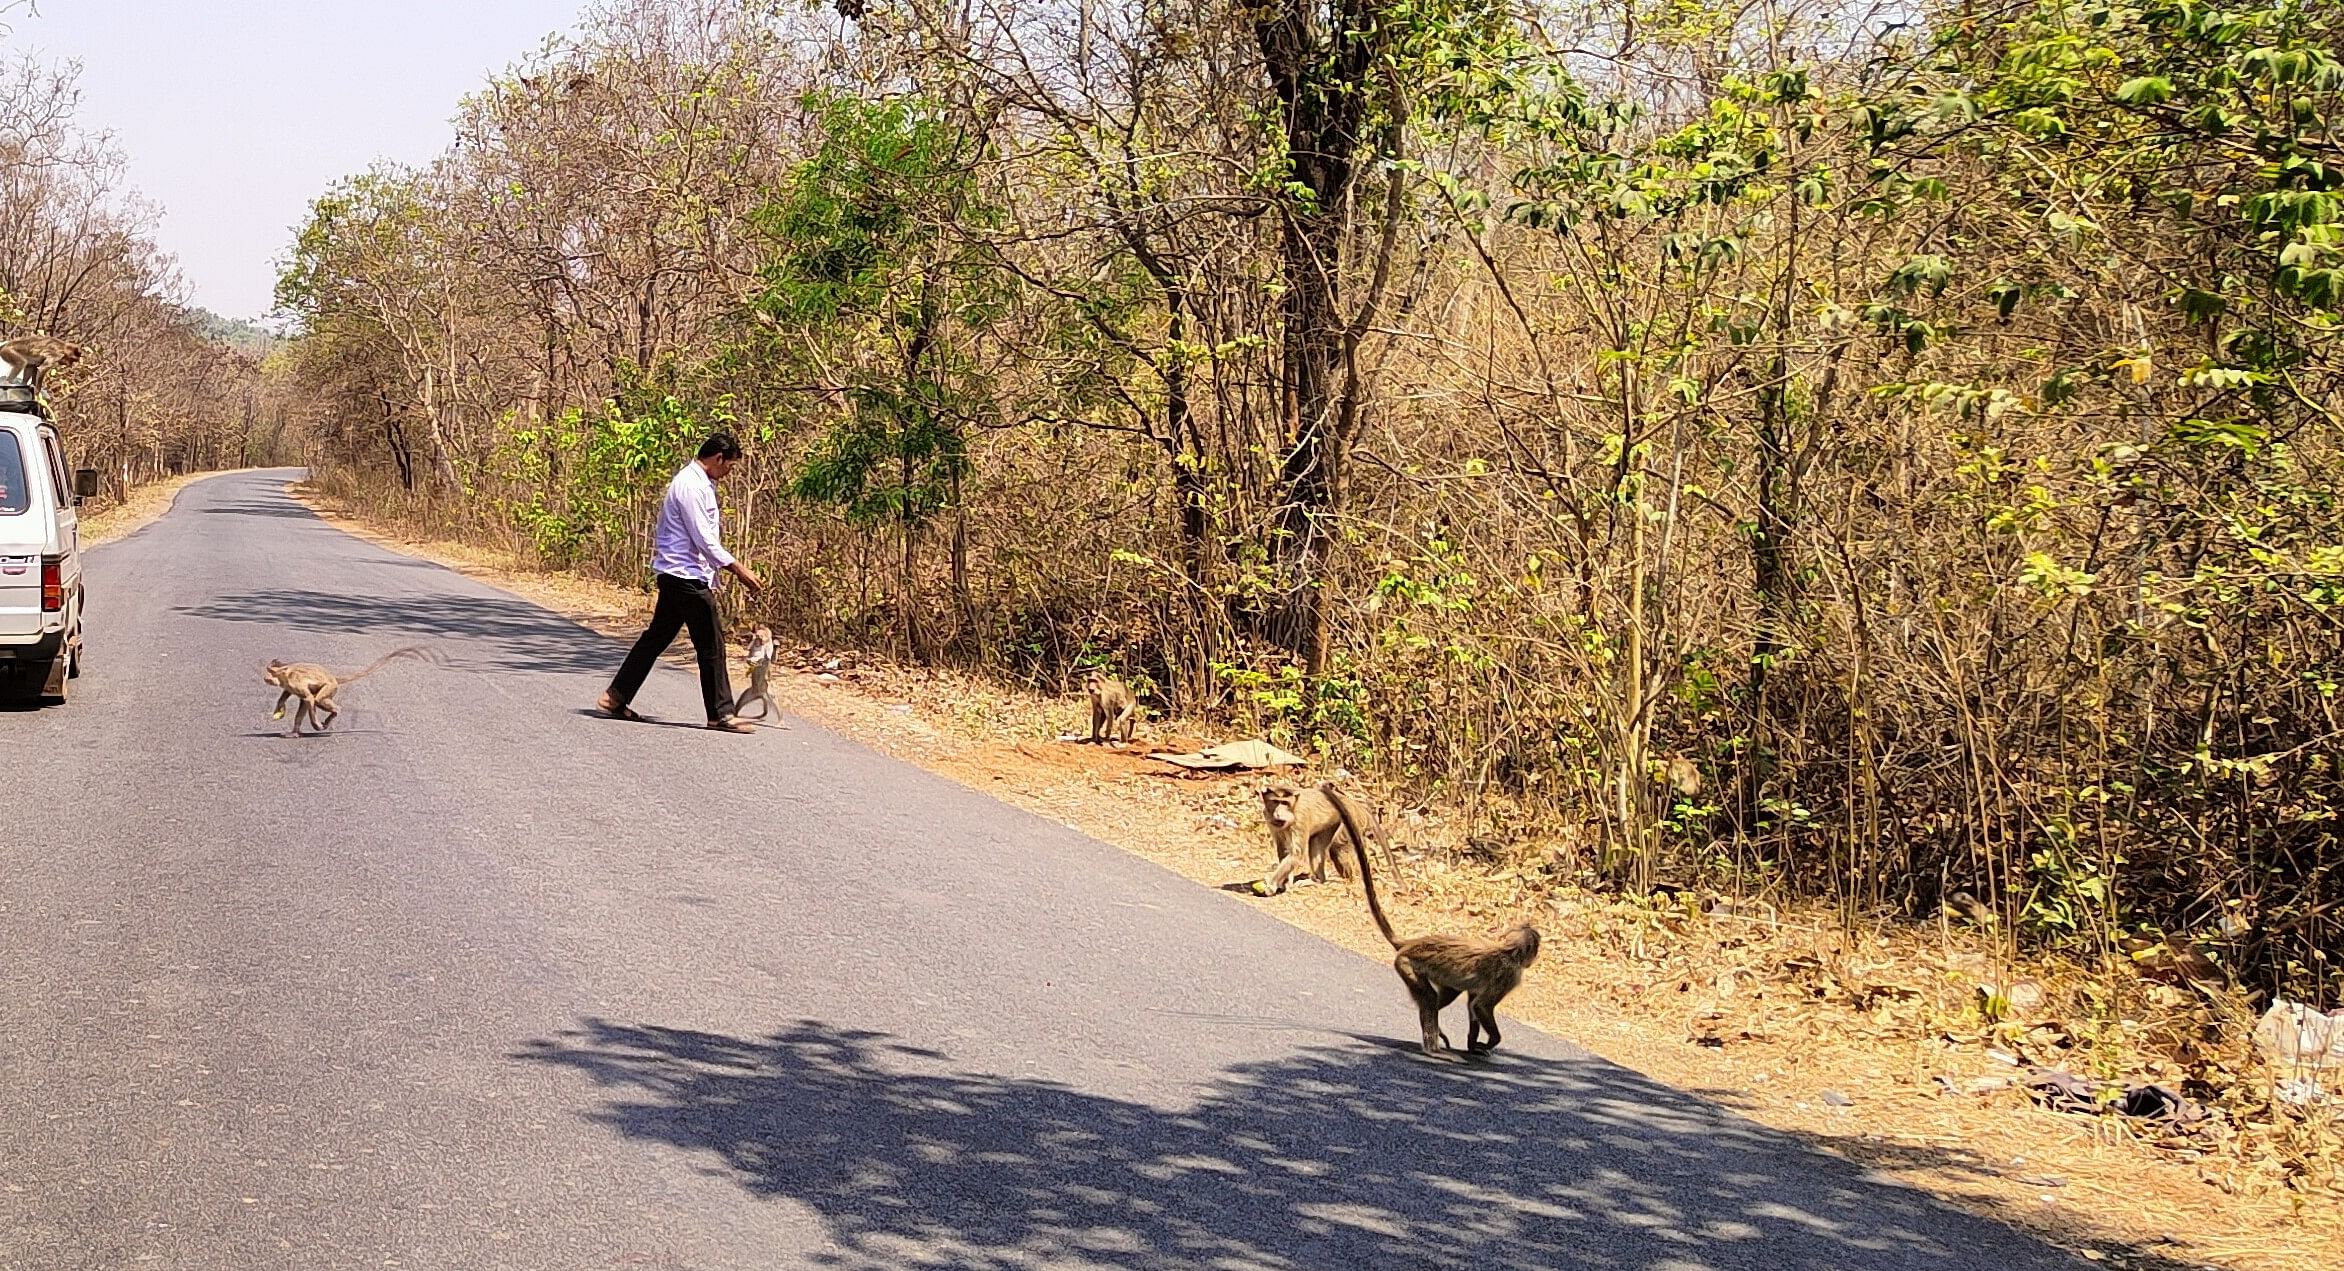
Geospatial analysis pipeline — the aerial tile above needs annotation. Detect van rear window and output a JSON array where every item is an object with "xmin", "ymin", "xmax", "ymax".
[{"xmin": 0, "ymin": 432, "xmax": 28, "ymax": 515}]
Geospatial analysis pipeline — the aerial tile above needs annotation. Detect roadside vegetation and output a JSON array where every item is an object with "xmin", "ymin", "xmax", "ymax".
[
  {"xmin": 270, "ymin": 0, "xmax": 2341, "ymax": 1248},
  {"xmin": 0, "ymin": 48, "xmax": 289, "ymax": 499}
]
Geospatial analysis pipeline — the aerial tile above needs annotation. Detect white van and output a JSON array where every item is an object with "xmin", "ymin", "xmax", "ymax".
[{"xmin": 0, "ymin": 379, "xmax": 97, "ymax": 704}]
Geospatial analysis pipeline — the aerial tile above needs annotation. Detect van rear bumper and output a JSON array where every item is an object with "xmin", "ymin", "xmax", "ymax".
[{"xmin": 0, "ymin": 628, "xmax": 63, "ymax": 662}]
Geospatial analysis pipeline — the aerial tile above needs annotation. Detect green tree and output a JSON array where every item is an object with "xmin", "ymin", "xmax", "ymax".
[
  {"xmin": 278, "ymin": 170, "xmax": 466, "ymax": 493},
  {"xmin": 751, "ymin": 93, "xmax": 1006, "ymax": 655}
]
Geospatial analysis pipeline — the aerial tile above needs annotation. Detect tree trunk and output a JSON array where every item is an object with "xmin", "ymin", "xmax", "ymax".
[
  {"xmin": 418, "ymin": 364, "xmax": 460, "ymax": 494},
  {"xmin": 1268, "ymin": 214, "xmax": 1344, "ymax": 670},
  {"xmin": 1253, "ymin": 0, "xmax": 1377, "ymax": 672}
]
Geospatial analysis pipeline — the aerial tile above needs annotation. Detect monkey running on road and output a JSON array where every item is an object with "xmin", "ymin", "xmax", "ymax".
[{"xmin": 261, "ymin": 646, "xmax": 436, "ymax": 737}]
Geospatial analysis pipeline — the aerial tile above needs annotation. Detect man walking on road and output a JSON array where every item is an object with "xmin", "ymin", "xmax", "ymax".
[{"xmin": 598, "ymin": 432, "xmax": 764, "ymax": 732}]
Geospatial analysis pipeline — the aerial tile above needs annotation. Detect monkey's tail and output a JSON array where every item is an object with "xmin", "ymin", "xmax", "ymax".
[
  {"xmin": 1321, "ymin": 783, "xmax": 1402, "ymax": 948},
  {"xmin": 339, "ymin": 645, "xmax": 436, "ymax": 685}
]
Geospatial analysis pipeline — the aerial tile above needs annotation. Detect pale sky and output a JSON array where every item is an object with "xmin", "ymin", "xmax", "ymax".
[{"xmin": 14, "ymin": 0, "xmax": 592, "ymax": 320}]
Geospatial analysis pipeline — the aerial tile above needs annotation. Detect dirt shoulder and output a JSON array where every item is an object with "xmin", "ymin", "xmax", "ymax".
[
  {"xmin": 289, "ymin": 479, "xmax": 2340, "ymax": 1271},
  {"xmin": 82, "ymin": 469, "xmax": 259, "ymax": 547}
]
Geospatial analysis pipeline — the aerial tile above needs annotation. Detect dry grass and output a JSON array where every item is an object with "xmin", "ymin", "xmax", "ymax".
[
  {"xmin": 80, "ymin": 469, "xmax": 258, "ymax": 547},
  {"xmin": 290, "ymin": 479, "xmax": 2344, "ymax": 1271}
]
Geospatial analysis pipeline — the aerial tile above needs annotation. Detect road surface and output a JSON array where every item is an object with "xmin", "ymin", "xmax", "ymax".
[{"xmin": 0, "ymin": 471, "xmax": 2090, "ymax": 1269}]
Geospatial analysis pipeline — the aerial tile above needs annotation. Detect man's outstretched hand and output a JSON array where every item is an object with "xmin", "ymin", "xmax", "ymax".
[{"xmin": 729, "ymin": 560, "xmax": 765, "ymax": 599}]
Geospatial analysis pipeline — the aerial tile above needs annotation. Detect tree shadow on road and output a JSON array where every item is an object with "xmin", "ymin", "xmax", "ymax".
[
  {"xmin": 516, "ymin": 1017, "xmax": 2152, "ymax": 1271},
  {"xmin": 194, "ymin": 499, "xmax": 326, "ymax": 520},
  {"xmin": 176, "ymin": 587, "xmax": 620, "ymax": 675}
]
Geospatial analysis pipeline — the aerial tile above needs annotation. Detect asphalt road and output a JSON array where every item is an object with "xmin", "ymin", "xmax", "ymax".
[{"xmin": 0, "ymin": 470, "xmax": 2091, "ymax": 1270}]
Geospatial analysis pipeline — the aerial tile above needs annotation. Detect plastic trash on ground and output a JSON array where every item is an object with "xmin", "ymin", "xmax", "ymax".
[{"xmin": 1144, "ymin": 739, "xmax": 1307, "ymax": 771}]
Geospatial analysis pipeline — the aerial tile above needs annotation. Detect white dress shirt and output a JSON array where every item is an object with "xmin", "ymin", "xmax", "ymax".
[{"xmin": 648, "ymin": 460, "xmax": 736, "ymax": 585}]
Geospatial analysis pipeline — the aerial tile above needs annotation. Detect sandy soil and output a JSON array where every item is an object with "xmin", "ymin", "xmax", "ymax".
[{"xmin": 287, "ymin": 479, "xmax": 2344, "ymax": 1271}]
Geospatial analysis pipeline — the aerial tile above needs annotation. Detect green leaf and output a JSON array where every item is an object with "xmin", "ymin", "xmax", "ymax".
[
  {"xmin": 1888, "ymin": 253, "xmax": 1953, "ymax": 297},
  {"xmin": 2177, "ymin": 288, "xmax": 2227, "ymax": 323},
  {"xmin": 1989, "ymin": 280, "xmax": 2022, "ymax": 321}
]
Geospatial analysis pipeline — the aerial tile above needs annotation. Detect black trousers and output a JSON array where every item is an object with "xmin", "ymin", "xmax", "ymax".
[{"xmin": 609, "ymin": 573, "xmax": 736, "ymax": 720}]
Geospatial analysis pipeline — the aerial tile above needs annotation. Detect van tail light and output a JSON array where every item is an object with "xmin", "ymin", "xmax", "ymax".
[{"xmin": 40, "ymin": 557, "xmax": 61, "ymax": 611}]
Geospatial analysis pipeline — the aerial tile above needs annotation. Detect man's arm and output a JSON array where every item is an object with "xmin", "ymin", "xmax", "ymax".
[
  {"xmin": 726, "ymin": 559, "xmax": 763, "ymax": 595},
  {"xmin": 684, "ymin": 478, "xmax": 761, "ymax": 595}
]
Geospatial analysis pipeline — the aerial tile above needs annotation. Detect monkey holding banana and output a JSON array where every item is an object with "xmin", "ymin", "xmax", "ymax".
[{"xmin": 1251, "ymin": 780, "xmax": 1376, "ymax": 896}]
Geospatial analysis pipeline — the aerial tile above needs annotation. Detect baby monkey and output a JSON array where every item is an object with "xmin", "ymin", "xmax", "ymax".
[
  {"xmin": 1084, "ymin": 670, "xmax": 1136, "ymax": 746},
  {"xmin": 1322, "ymin": 784, "xmax": 1542, "ymax": 1060},
  {"xmin": 262, "ymin": 646, "xmax": 433, "ymax": 736},
  {"xmin": 732, "ymin": 626, "xmax": 776, "ymax": 720}
]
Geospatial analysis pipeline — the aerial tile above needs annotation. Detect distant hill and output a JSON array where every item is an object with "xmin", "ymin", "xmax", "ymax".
[{"xmin": 184, "ymin": 307, "xmax": 285, "ymax": 355}]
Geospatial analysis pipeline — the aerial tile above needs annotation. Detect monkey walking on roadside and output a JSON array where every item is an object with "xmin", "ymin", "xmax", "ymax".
[
  {"xmin": 1321, "ymin": 783, "xmax": 1543, "ymax": 1060},
  {"xmin": 1251, "ymin": 780, "xmax": 1374, "ymax": 896},
  {"xmin": 1085, "ymin": 671, "xmax": 1136, "ymax": 746},
  {"xmin": 261, "ymin": 646, "xmax": 435, "ymax": 737},
  {"xmin": 732, "ymin": 626, "xmax": 776, "ymax": 720}
]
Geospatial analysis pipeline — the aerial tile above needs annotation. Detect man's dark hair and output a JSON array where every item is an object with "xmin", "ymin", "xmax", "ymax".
[{"xmin": 698, "ymin": 432, "xmax": 743, "ymax": 461}]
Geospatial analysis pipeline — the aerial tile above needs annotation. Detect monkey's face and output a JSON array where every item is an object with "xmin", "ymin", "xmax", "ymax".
[
  {"xmin": 262, "ymin": 662, "xmax": 287, "ymax": 685},
  {"xmin": 1261, "ymin": 784, "xmax": 1299, "ymax": 828}
]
